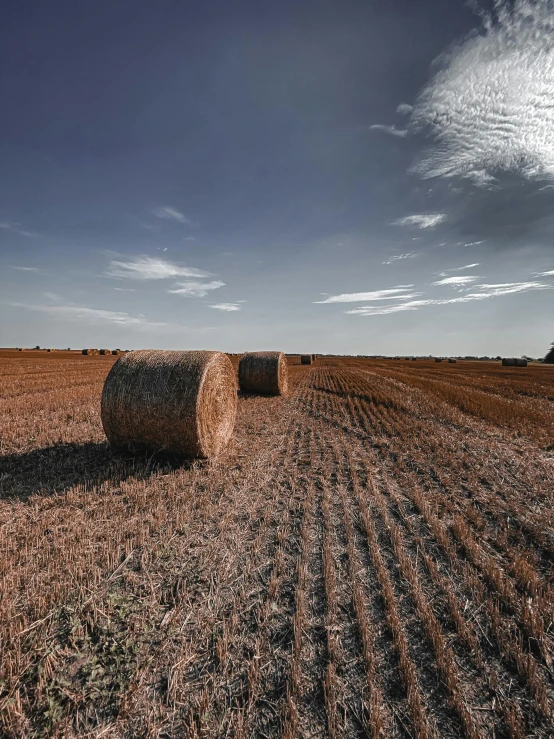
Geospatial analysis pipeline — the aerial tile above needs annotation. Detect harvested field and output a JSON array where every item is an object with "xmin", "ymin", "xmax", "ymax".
[{"xmin": 1, "ymin": 352, "xmax": 553, "ymax": 738}]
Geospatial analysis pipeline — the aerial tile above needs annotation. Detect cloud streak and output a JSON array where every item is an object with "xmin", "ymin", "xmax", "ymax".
[
  {"xmin": 8, "ymin": 302, "xmax": 183, "ymax": 331},
  {"xmin": 369, "ymin": 124, "xmax": 408, "ymax": 138},
  {"xmin": 433, "ymin": 275, "xmax": 479, "ymax": 286},
  {"xmin": 1, "ymin": 221, "xmax": 38, "ymax": 237},
  {"xmin": 168, "ymin": 280, "xmax": 225, "ymax": 297},
  {"xmin": 382, "ymin": 252, "xmax": 417, "ymax": 265},
  {"xmin": 346, "ymin": 281, "xmax": 552, "ymax": 316},
  {"xmin": 393, "ymin": 213, "xmax": 446, "ymax": 229},
  {"xmin": 315, "ymin": 286, "xmax": 419, "ymax": 304},
  {"xmin": 152, "ymin": 206, "xmax": 193, "ymax": 225},
  {"xmin": 106, "ymin": 256, "xmax": 209, "ymax": 281},
  {"xmin": 410, "ymin": 0, "xmax": 554, "ymax": 184},
  {"xmin": 210, "ymin": 303, "xmax": 241, "ymax": 311}
]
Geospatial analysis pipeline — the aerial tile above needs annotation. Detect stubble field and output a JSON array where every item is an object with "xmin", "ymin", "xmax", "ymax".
[{"xmin": 0, "ymin": 351, "xmax": 553, "ymax": 738}]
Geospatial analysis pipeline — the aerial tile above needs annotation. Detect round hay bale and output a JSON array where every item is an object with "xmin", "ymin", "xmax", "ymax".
[
  {"xmin": 99, "ymin": 349, "xmax": 109, "ymax": 356},
  {"xmin": 300, "ymin": 355, "xmax": 312, "ymax": 365},
  {"xmin": 448, "ymin": 358, "xmax": 457, "ymax": 363},
  {"xmin": 502, "ymin": 357, "xmax": 515, "ymax": 366},
  {"xmin": 238, "ymin": 351, "xmax": 288, "ymax": 395},
  {"xmin": 515, "ymin": 358, "xmax": 528, "ymax": 367},
  {"xmin": 111, "ymin": 349, "xmax": 120, "ymax": 356},
  {"xmin": 82, "ymin": 349, "xmax": 93, "ymax": 355},
  {"xmin": 435, "ymin": 358, "xmax": 443, "ymax": 363},
  {"xmin": 101, "ymin": 350, "xmax": 237, "ymax": 459},
  {"xmin": 311, "ymin": 354, "xmax": 317, "ymax": 361}
]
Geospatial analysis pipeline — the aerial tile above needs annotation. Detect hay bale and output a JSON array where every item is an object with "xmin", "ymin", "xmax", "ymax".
[
  {"xmin": 111, "ymin": 349, "xmax": 120, "ymax": 356},
  {"xmin": 99, "ymin": 349, "xmax": 110, "ymax": 356},
  {"xmin": 311, "ymin": 354, "xmax": 317, "ymax": 361},
  {"xmin": 300, "ymin": 355, "xmax": 312, "ymax": 365},
  {"xmin": 502, "ymin": 357, "xmax": 515, "ymax": 366},
  {"xmin": 515, "ymin": 358, "xmax": 528, "ymax": 367},
  {"xmin": 435, "ymin": 358, "xmax": 443, "ymax": 363},
  {"xmin": 101, "ymin": 350, "xmax": 237, "ymax": 459},
  {"xmin": 448, "ymin": 358, "xmax": 457, "ymax": 363},
  {"xmin": 82, "ymin": 349, "xmax": 93, "ymax": 355},
  {"xmin": 238, "ymin": 351, "xmax": 288, "ymax": 395},
  {"xmin": 411, "ymin": 357, "xmax": 417, "ymax": 361}
]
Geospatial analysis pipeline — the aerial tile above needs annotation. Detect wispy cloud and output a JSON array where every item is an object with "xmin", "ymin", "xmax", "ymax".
[
  {"xmin": 369, "ymin": 124, "xmax": 408, "ymax": 138},
  {"xmin": 11, "ymin": 265, "xmax": 40, "ymax": 272},
  {"xmin": 433, "ymin": 275, "xmax": 479, "ymax": 286},
  {"xmin": 382, "ymin": 252, "xmax": 417, "ymax": 265},
  {"xmin": 1, "ymin": 221, "xmax": 38, "ymax": 237},
  {"xmin": 397, "ymin": 103, "xmax": 413, "ymax": 115},
  {"xmin": 534, "ymin": 268, "xmax": 554, "ymax": 277},
  {"xmin": 168, "ymin": 280, "xmax": 225, "ymax": 297},
  {"xmin": 464, "ymin": 241, "xmax": 484, "ymax": 247},
  {"xmin": 152, "ymin": 206, "xmax": 193, "ymax": 225},
  {"xmin": 393, "ymin": 213, "xmax": 446, "ymax": 229},
  {"xmin": 410, "ymin": 0, "xmax": 554, "ymax": 184},
  {"xmin": 106, "ymin": 256, "xmax": 209, "ymax": 280},
  {"xmin": 346, "ymin": 281, "xmax": 552, "ymax": 316},
  {"xmin": 113, "ymin": 287, "xmax": 136, "ymax": 291},
  {"xmin": 210, "ymin": 303, "xmax": 241, "ymax": 311},
  {"xmin": 8, "ymin": 302, "xmax": 181, "ymax": 331},
  {"xmin": 315, "ymin": 286, "xmax": 419, "ymax": 304}
]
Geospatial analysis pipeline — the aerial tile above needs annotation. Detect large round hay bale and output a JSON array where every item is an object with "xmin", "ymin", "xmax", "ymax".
[
  {"xmin": 101, "ymin": 350, "xmax": 237, "ymax": 458},
  {"xmin": 300, "ymin": 355, "xmax": 312, "ymax": 365},
  {"xmin": 502, "ymin": 357, "xmax": 515, "ymax": 366},
  {"xmin": 448, "ymin": 358, "xmax": 457, "ymax": 363},
  {"xmin": 238, "ymin": 351, "xmax": 288, "ymax": 395},
  {"xmin": 515, "ymin": 358, "xmax": 528, "ymax": 367}
]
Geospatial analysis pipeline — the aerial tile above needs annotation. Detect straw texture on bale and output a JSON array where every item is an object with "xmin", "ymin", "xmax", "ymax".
[
  {"xmin": 301, "ymin": 355, "xmax": 312, "ymax": 365},
  {"xmin": 238, "ymin": 351, "xmax": 288, "ymax": 396},
  {"xmin": 502, "ymin": 357, "xmax": 515, "ymax": 366},
  {"xmin": 101, "ymin": 350, "xmax": 237, "ymax": 458}
]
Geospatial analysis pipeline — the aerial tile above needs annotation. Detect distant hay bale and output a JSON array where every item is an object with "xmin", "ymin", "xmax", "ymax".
[
  {"xmin": 99, "ymin": 349, "xmax": 110, "ymax": 356},
  {"xmin": 515, "ymin": 358, "xmax": 528, "ymax": 367},
  {"xmin": 448, "ymin": 358, "xmax": 457, "ymax": 363},
  {"xmin": 502, "ymin": 358, "xmax": 515, "ymax": 366},
  {"xmin": 300, "ymin": 355, "xmax": 312, "ymax": 365},
  {"xmin": 411, "ymin": 357, "xmax": 417, "ymax": 361},
  {"xmin": 311, "ymin": 354, "xmax": 317, "ymax": 361},
  {"xmin": 82, "ymin": 349, "xmax": 94, "ymax": 355},
  {"xmin": 435, "ymin": 358, "xmax": 443, "ymax": 363},
  {"xmin": 238, "ymin": 351, "xmax": 288, "ymax": 395},
  {"xmin": 101, "ymin": 350, "xmax": 237, "ymax": 459},
  {"xmin": 111, "ymin": 349, "xmax": 121, "ymax": 356}
]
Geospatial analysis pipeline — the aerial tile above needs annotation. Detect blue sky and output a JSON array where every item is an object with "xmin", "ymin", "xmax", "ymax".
[{"xmin": 1, "ymin": 0, "xmax": 553, "ymax": 355}]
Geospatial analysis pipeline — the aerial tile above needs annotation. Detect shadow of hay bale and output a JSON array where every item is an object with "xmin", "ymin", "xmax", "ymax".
[{"xmin": 0, "ymin": 442, "xmax": 196, "ymax": 501}]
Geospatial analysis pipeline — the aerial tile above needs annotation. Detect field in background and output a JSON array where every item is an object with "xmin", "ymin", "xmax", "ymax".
[{"xmin": 1, "ymin": 352, "xmax": 553, "ymax": 738}]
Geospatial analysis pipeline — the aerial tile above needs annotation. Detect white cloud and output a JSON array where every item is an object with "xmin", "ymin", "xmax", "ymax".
[
  {"xmin": 464, "ymin": 241, "xmax": 484, "ymax": 247},
  {"xmin": 534, "ymin": 268, "xmax": 554, "ymax": 276},
  {"xmin": 168, "ymin": 280, "xmax": 225, "ymax": 297},
  {"xmin": 8, "ymin": 302, "xmax": 179, "ymax": 331},
  {"xmin": 152, "ymin": 206, "xmax": 193, "ymax": 225},
  {"xmin": 369, "ymin": 124, "xmax": 408, "ymax": 138},
  {"xmin": 210, "ymin": 303, "xmax": 241, "ymax": 311},
  {"xmin": 11, "ymin": 265, "xmax": 40, "ymax": 272},
  {"xmin": 315, "ymin": 286, "xmax": 420, "ymax": 304},
  {"xmin": 0, "ymin": 221, "xmax": 38, "ymax": 237},
  {"xmin": 393, "ymin": 213, "xmax": 446, "ymax": 229},
  {"xmin": 433, "ymin": 275, "xmax": 479, "ymax": 286},
  {"xmin": 346, "ymin": 281, "xmax": 552, "ymax": 315},
  {"xmin": 106, "ymin": 256, "xmax": 209, "ymax": 280},
  {"xmin": 382, "ymin": 252, "xmax": 418, "ymax": 265},
  {"xmin": 397, "ymin": 103, "xmax": 413, "ymax": 115},
  {"xmin": 113, "ymin": 287, "xmax": 136, "ymax": 291},
  {"xmin": 410, "ymin": 0, "xmax": 554, "ymax": 184}
]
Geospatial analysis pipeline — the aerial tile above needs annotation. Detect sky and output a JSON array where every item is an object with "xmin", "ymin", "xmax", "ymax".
[{"xmin": 1, "ymin": 0, "xmax": 553, "ymax": 356}]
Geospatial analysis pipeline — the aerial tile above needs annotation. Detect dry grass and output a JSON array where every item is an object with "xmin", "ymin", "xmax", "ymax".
[{"xmin": 0, "ymin": 353, "xmax": 553, "ymax": 737}]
